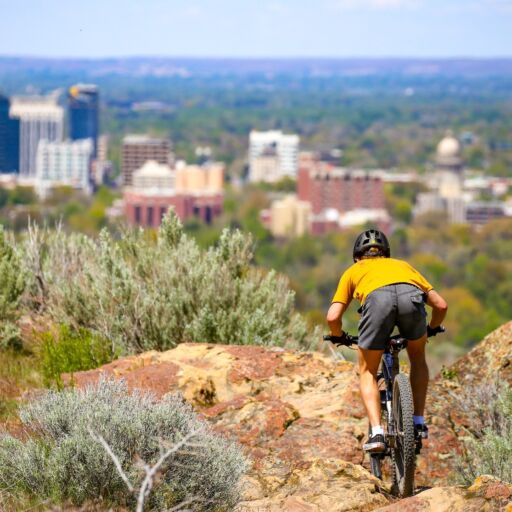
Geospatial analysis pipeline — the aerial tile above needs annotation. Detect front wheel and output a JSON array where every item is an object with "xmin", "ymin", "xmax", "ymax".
[{"xmin": 391, "ymin": 373, "xmax": 416, "ymax": 497}]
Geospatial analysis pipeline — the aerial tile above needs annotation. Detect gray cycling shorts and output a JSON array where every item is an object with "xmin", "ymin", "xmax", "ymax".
[{"xmin": 358, "ymin": 283, "xmax": 427, "ymax": 350}]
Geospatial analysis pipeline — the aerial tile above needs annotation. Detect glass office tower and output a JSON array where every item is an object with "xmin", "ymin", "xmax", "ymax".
[
  {"xmin": 68, "ymin": 84, "xmax": 99, "ymax": 158},
  {"xmin": 0, "ymin": 94, "xmax": 20, "ymax": 173}
]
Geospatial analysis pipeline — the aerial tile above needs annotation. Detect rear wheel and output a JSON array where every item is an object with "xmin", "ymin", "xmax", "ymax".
[{"xmin": 391, "ymin": 373, "xmax": 415, "ymax": 497}]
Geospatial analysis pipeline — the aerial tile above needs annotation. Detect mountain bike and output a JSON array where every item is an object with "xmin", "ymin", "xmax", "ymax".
[{"xmin": 324, "ymin": 333, "xmax": 417, "ymax": 497}]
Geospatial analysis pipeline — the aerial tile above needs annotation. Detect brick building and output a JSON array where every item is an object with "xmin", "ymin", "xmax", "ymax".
[
  {"xmin": 121, "ymin": 135, "xmax": 171, "ymax": 186},
  {"xmin": 297, "ymin": 160, "xmax": 385, "ymax": 215},
  {"xmin": 124, "ymin": 192, "xmax": 223, "ymax": 227},
  {"xmin": 123, "ymin": 160, "xmax": 223, "ymax": 228}
]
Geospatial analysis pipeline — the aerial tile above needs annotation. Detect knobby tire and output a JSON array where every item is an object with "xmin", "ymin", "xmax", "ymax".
[{"xmin": 391, "ymin": 373, "xmax": 415, "ymax": 497}]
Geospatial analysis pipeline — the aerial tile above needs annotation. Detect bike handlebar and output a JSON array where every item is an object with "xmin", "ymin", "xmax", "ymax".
[
  {"xmin": 324, "ymin": 325, "xmax": 446, "ymax": 347},
  {"xmin": 323, "ymin": 334, "xmax": 357, "ymax": 346}
]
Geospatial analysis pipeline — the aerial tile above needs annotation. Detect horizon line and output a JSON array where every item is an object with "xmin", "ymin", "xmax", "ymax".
[{"xmin": 2, "ymin": 54, "xmax": 512, "ymax": 61}]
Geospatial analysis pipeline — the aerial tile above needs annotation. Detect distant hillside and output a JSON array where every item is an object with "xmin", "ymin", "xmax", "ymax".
[{"xmin": 2, "ymin": 56, "xmax": 512, "ymax": 78}]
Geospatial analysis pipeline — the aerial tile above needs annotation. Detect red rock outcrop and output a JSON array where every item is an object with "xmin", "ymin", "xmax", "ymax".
[
  {"xmin": 375, "ymin": 475, "xmax": 512, "ymax": 512},
  {"xmin": 420, "ymin": 320, "xmax": 512, "ymax": 486},
  {"xmin": 66, "ymin": 320, "xmax": 512, "ymax": 510},
  {"xmin": 68, "ymin": 343, "xmax": 389, "ymax": 509}
]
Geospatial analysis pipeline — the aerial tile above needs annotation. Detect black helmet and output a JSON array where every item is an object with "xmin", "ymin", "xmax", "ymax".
[{"xmin": 353, "ymin": 229, "xmax": 390, "ymax": 262}]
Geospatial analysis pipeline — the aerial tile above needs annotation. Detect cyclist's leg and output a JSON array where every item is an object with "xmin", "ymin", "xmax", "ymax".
[
  {"xmin": 358, "ymin": 347, "xmax": 385, "ymax": 426},
  {"xmin": 406, "ymin": 334, "xmax": 429, "ymax": 416},
  {"xmin": 395, "ymin": 284, "xmax": 429, "ymax": 417},
  {"xmin": 358, "ymin": 287, "xmax": 395, "ymax": 427}
]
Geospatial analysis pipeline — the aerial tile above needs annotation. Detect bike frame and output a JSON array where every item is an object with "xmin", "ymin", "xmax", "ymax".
[{"xmin": 377, "ymin": 337, "xmax": 407, "ymax": 451}]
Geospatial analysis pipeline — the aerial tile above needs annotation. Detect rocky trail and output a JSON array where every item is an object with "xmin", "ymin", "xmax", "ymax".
[{"xmin": 66, "ymin": 321, "xmax": 512, "ymax": 511}]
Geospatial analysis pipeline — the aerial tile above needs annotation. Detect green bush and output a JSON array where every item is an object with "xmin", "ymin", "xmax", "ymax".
[
  {"xmin": 0, "ymin": 378, "xmax": 248, "ymax": 510},
  {"xmin": 453, "ymin": 382, "xmax": 512, "ymax": 484},
  {"xmin": 40, "ymin": 325, "xmax": 115, "ymax": 388},
  {"xmin": 0, "ymin": 226, "xmax": 26, "ymax": 348},
  {"xmin": 21, "ymin": 211, "xmax": 312, "ymax": 354}
]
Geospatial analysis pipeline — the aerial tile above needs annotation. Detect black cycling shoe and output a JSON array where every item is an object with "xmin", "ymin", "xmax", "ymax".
[
  {"xmin": 414, "ymin": 424, "xmax": 428, "ymax": 454},
  {"xmin": 363, "ymin": 433, "xmax": 386, "ymax": 453},
  {"xmin": 415, "ymin": 423, "xmax": 428, "ymax": 439}
]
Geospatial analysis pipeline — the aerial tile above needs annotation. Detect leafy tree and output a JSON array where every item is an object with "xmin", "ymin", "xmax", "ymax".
[{"xmin": 8, "ymin": 186, "xmax": 37, "ymax": 206}]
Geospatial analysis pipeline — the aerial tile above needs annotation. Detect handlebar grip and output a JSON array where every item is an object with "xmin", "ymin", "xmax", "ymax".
[
  {"xmin": 323, "ymin": 334, "xmax": 358, "ymax": 346},
  {"xmin": 427, "ymin": 325, "xmax": 445, "ymax": 337}
]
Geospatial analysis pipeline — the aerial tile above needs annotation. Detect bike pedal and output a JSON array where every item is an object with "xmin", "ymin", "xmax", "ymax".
[
  {"xmin": 363, "ymin": 442, "xmax": 386, "ymax": 453},
  {"xmin": 414, "ymin": 425, "xmax": 429, "ymax": 440}
]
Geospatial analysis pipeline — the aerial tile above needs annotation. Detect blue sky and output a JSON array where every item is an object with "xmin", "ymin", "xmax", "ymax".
[{"xmin": 0, "ymin": 0, "xmax": 511, "ymax": 58}]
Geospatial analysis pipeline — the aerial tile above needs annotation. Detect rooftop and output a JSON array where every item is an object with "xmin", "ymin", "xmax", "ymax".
[
  {"xmin": 123, "ymin": 134, "xmax": 169, "ymax": 145},
  {"xmin": 10, "ymin": 96, "xmax": 63, "ymax": 117}
]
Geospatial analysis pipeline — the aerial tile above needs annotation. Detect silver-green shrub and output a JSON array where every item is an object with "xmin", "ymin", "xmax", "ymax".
[
  {"xmin": 0, "ymin": 226, "xmax": 26, "ymax": 347},
  {"xmin": 20, "ymin": 212, "xmax": 311, "ymax": 354},
  {"xmin": 0, "ymin": 378, "xmax": 248, "ymax": 510},
  {"xmin": 453, "ymin": 382, "xmax": 512, "ymax": 484}
]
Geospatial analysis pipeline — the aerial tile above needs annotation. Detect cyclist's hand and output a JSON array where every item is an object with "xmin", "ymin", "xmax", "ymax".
[
  {"xmin": 427, "ymin": 324, "xmax": 445, "ymax": 337},
  {"xmin": 323, "ymin": 332, "xmax": 357, "ymax": 346}
]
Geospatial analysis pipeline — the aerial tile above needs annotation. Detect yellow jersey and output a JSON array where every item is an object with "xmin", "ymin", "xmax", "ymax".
[{"xmin": 332, "ymin": 258, "xmax": 433, "ymax": 305}]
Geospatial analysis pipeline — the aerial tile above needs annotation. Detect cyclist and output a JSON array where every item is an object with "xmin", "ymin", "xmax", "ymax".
[{"xmin": 326, "ymin": 229, "xmax": 448, "ymax": 453}]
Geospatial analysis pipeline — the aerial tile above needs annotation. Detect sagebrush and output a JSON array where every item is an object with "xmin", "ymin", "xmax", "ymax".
[
  {"xmin": 452, "ymin": 381, "xmax": 512, "ymax": 484},
  {"xmin": 0, "ymin": 378, "xmax": 248, "ymax": 510},
  {"xmin": 17, "ymin": 213, "xmax": 312, "ymax": 354},
  {"xmin": 0, "ymin": 226, "xmax": 26, "ymax": 348}
]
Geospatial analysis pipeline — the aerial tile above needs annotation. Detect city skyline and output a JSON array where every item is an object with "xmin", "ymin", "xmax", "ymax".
[{"xmin": 1, "ymin": 0, "xmax": 511, "ymax": 58}]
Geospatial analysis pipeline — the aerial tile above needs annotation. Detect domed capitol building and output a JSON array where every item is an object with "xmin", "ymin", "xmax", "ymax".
[{"xmin": 414, "ymin": 132, "xmax": 508, "ymax": 224}]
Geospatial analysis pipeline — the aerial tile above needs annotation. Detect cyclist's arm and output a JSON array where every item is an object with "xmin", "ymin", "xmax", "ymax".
[
  {"xmin": 426, "ymin": 290, "xmax": 448, "ymax": 328},
  {"xmin": 326, "ymin": 301, "xmax": 350, "ymax": 336}
]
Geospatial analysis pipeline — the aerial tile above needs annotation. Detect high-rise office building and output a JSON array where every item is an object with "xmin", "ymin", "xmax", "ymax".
[
  {"xmin": 68, "ymin": 84, "xmax": 99, "ymax": 158},
  {"xmin": 248, "ymin": 130, "xmax": 299, "ymax": 182},
  {"xmin": 0, "ymin": 94, "xmax": 19, "ymax": 173},
  {"xmin": 10, "ymin": 96, "xmax": 64, "ymax": 177},
  {"xmin": 35, "ymin": 138, "xmax": 93, "ymax": 197},
  {"xmin": 121, "ymin": 135, "xmax": 171, "ymax": 186}
]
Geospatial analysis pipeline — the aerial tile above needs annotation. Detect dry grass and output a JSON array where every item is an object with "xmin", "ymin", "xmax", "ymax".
[{"xmin": 0, "ymin": 347, "xmax": 43, "ymax": 421}]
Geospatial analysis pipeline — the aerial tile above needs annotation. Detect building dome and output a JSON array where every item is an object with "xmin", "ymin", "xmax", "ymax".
[
  {"xmin": 436, "ymin": 132, "xmax": 463, "ymax": 168},
  {"xmin": 135, "ymin": 160, "xmax": 172, "ymax": 178},
  {"xmin": 133, "ymin": 160, "xmax": 175, "ymax": 190},
  {"xmin": 437, "ymin": 135, "xmax": 461, "ymax": 159}
]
